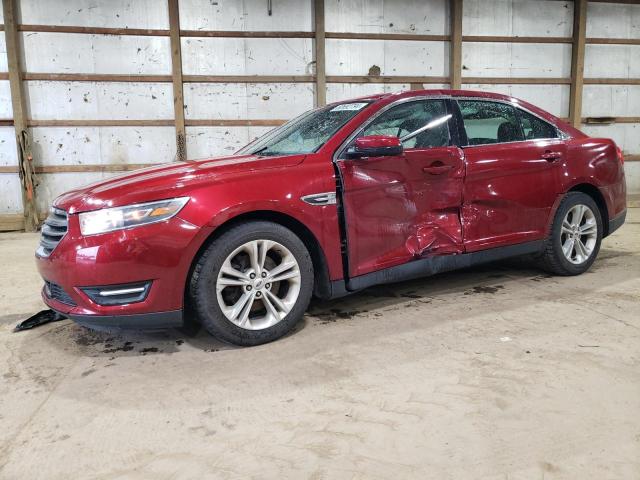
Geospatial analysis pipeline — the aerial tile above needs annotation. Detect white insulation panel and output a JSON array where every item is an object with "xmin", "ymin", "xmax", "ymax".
[
  {"xmin": 183, "ymin": 83, "xmax": 314, "ymax": 120},
  {"xmin": 19, "ymin": 0, "xmax": 170, "ymax": 29},
  {"xmin": 463, "ymin": 0, "xmax": 573, "ymax": 37},
  {"xmin": 179, "ymin": 0, "xmax": 313, "ymax": 31},
  {"xmin": 326, "ymin": 40, "xmax": 448, "ymax": 76},
  {"xmin": 0, "ymin": 80, "xmax": 12, "ymax": 118},
  {"xmin": 25, "ymin": 81, "xmax": 174, "ymax": 120},
  {"xmin": 582, "ymin": 124, "xmax": 640, "ymax": 156},
  {"xmin": 462, "ymin": 43, "xmax": 572, "ymax": 78},
  {"xmin": 325, "ymin": 0, "xmax": 448, "ymax": 34},
  {"xmin": 181, "ymin": 38, "xmax": 314, "ymax": 76},
  {"xmin": 186, "ymin": 126, "xmax": 271, "ymax": 159},
  {"xmin": 0, "ymin": 127, "xmax": 18, "ymax": 166},
  {"xmin": 585, "ymin": 45, "xmax": 640, "ymax": 79},
  {"xmin": 583, "ymin": 85, "xmax": 640, "ymax": 117},
  {"xmin": 1, "ymin": 176, "xmax": 23, "ymax": 214},
  {"xmin": 586, "ymin": 3, "xmax": 640, "ymax": 39},
  {"xmin": 31, "ymin": 127, "xmax": 177, "ymax": 167},
  {"xmin": 21, "ymin": 33, "xmax": 171, "ymax": 75}
]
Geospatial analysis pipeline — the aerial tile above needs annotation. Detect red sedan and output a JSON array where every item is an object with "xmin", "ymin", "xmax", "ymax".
[{"xmin": 35, "ymin": 89, "xmax": 627, "ymax": 346}]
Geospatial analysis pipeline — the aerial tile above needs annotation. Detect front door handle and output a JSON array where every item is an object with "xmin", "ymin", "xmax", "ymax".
[
  {"xmin": 541, "ymin": 151, "xmax": 562, "ymax": 162},
  {"xmin": 422, "ymin": 162, "xmax": 453, "ymax": 175}
]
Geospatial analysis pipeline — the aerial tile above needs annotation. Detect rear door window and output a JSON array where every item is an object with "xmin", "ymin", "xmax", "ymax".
[
  {"xmin": 457, "ymin": 100, "xmax": 524, "ymax": 146},
  {"xmin": 518, "ymin": 109, "xmax": 558, "ymax": 140}
]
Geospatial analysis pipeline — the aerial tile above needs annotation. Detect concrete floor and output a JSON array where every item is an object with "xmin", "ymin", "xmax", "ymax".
[{"xmin": 0, "ymin": 209, "xmax": 638, "ymax": 480}]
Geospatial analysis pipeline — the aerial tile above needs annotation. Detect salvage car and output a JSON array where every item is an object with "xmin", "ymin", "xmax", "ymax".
[{"xmin": 36, "ymin": 90, "xmax": 627, "ymax": 345}]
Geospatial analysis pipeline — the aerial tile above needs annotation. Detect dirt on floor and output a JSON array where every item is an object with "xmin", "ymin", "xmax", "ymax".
[{"xmin": 0, "ymin": 209, "xmax": 639, "ymax": 479}]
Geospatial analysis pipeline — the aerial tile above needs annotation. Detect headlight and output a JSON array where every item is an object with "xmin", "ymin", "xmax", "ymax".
[{"xmin": 79, "ymin": 197, "xmax": 189, "ymax": 236}]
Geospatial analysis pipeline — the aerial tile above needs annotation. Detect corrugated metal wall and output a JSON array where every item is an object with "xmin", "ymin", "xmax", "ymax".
[{"xmin": 0, "ymin": 0, "xmax": 638, "ymax": 223}]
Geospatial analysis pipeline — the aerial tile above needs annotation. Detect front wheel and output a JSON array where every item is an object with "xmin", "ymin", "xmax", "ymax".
[
  {"xmin": 539, "ymin": 192, "xmax": 603, "ymax": 276},
  {"xmin": 189, "ymin": 221, "xmax": 314, "ymax": 346}
]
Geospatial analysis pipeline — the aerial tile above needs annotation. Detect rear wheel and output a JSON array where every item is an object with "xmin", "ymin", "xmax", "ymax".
[
  {"xmin": 539, "ymin": 192, "xmax": 602, "ymax": 275},
  {"xmin": 189, "ymin": 221, "xmax": 314, "ymax": 346}
]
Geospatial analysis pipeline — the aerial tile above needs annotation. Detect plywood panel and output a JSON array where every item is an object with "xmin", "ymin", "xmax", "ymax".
[
  {"xmin": 463, "ymin": 43, "xmax": 572, "ymax": 78},
  {"xmin": 21, "ymin": 33, "xmax": 171, "ymax": 75},
  {"xmin": 326, "ymin": 39, "xmax": 448, "ymax": 76},
  {"xmin": 181, "ymin": 38, "xmax": 313, "ymax": 75},
  {"xmin": 25, "ymin": 81, "xmax": 174, "ymax": 120}
]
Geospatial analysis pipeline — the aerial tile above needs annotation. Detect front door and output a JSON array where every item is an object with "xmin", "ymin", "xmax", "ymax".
[
  {"xmin": 455, "ymin": 99, "xmax": 565, "ymax": 251},
  {"xmin": 336, "ymin": 99, "xmax": 465, "ymax": 278}
]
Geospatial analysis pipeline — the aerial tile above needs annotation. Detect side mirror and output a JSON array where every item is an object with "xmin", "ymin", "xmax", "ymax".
[{"xmin": 346, "ymin": 135, "xmax": 403, "ymax": 159}]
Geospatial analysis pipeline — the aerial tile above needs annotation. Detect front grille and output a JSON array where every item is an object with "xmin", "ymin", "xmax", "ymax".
[
  {"xmin": 45, "ymin": 281, "xmax": 76, "ymax": 306},
  {"xmin": 36, "ymin": 207, "xmax": 68, "ymax": 257}
]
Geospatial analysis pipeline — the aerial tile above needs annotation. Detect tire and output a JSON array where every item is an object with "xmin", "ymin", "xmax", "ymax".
[
  {"xmin": 189, "ymin": 221, "xmax": 314, "ymax": 346},
  {"xmin": 539, "ymin": 192, "xmax": 603, "ymax": 276}
]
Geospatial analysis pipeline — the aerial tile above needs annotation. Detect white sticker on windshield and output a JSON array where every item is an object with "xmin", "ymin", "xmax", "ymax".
[{"xmin": 330, "ymin": 102, "xmax": 368, "ymax": 112}]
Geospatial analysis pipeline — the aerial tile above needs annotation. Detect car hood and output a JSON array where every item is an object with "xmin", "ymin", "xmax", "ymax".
[{"xmin": 54, "ymin": 154, "xmax": 306, "ymax": 214}]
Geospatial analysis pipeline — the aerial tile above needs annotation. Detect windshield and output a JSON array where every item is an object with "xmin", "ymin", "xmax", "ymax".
[{"xmin": 238, "ymin": 101, "xmax": 371, "ymax": 156}]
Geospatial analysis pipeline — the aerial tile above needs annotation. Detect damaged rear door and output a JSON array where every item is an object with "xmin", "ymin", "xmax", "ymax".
[{"xmin": 336, "ymin": 98, "xmax": 465, "ymax": 278}]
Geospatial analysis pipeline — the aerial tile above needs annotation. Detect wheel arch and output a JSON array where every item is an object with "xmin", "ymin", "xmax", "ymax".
[
  {"xmin": 567, "ymin": 183, "xmax": 610, "ymax": 236},
  {"xmin": 185, "ymin": 210, "xmax": 333, "ymax": 303}
]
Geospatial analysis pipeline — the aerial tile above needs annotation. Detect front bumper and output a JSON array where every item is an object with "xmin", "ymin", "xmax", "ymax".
[{"xmin": 36, "ymin": 212, "xmax": 212, "ymax": 329}]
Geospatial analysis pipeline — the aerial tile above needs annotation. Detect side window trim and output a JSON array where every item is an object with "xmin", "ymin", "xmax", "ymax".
[{"xmin": 455, "ymin": 97, "xmax": 561, "ymax": 148}]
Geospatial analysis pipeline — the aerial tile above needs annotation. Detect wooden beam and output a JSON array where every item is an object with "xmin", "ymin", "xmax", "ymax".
[
  {"xmin": 587, "ymin": 37, "xmax": 640, "ymax": 45},
  {"xmin": 326, "ymin": 75, "xmax": 449, "ymax": 84},
  {"xmin": 463, "ymin": 35, "xmax": 572, "ymax": 44},
  {"xmin": 185, "ymin": 119, "xmax": 285, "ymax": 127},
  {"xmin": 569, "ymin": 0, "xmax": 587, "ymax": 129},
  {"xmin": 449, "ymin": 0, "xmax": 463, "ymax": 89},
  {"xmin": 314, "ymin": 0, "xmax": 326, "ymax": 107},
  {"xmin": 182, "ymin": 74, "xmax": 315, "ymax": 83},
  {"xmin": 18, "ymin": 24, "xmax": 169, "ymax": 36},
  {"xmin": 28, "ymin": 119, "xmax": 175, "ymax": 127},
  {"xmin": 168, "ymin": 0, "xmax": 187, "ymax": 161},
  {"xmin": 461, "ymin": 77, "xmax": 571, "ymax": 84},
  {"xmin": 583, "ymin": 78, "xmax": 640, "ymax": 85},
  {"xmin": 181, "ymin": 29, "xmax": 313, "ymax": 38},
  {"xmin": 325, "ymin": 32, "xmax": 449, "ymax": 41},
  {"xmin": 23, "ymin": 73, "xmax": 172, "ymax": 82},
  {"xmin": 3, "ymin": 0, "xmax": 39, "ymax": 232}
]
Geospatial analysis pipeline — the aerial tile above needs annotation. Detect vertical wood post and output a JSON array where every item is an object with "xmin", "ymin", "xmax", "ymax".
[
  {"xmin": 314, "ymin": 0, "xmax": 326, "ymax": 107},
  {"xmin": 168, "ymin": 0, "xmax": 187, "ymax": 161},
  {"xmin": 569, "ymin": 0, "xmax": 587, "ymax": 128},
  {"xmin": 449, "ymin": 0, "xmax": 463, "ymax": 90},
  {"xmin": 3, "ymin": 0, "xmax": 38, "ymax": 231}
]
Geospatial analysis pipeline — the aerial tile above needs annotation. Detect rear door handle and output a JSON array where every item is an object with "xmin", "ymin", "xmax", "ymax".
[
  {"xmin": 422, "ymin": 163, "xmax": 453, "ymax": 175},
  {"xmin": 541, "ymin": 151, "xmax": 562, "ymax": 162}
]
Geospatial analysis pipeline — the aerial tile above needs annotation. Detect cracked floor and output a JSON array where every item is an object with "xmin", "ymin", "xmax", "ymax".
[{"xmin": 0, "ymin": 209, "xmax": 638, "ymax": 479}]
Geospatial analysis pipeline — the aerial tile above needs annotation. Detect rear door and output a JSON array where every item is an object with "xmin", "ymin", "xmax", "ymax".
[
  {"xmin": 336, "ymin": 98, "xmax": 465, "ymax": 278},
  {"xmin": 455, "ymin": 99, "xmax": 565, "ymax": 251}
]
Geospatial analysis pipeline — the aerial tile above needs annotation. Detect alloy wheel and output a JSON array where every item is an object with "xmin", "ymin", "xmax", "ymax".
[
  {"xmin": 216, "ymin": 239, "xmax": 301, "ymax": 330},
  {"xmin": 560, "ymin": 204, "xmax": 598, "ymax": 265}
]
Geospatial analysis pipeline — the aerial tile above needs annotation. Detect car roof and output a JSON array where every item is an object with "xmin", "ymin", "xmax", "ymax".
[{"xmin": 327, "ymin": 89, "xmax": 584, "ymax": 138}]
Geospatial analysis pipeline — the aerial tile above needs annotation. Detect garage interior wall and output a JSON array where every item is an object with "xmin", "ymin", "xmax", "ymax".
[{"xmin": 0, "ymin": 0, "xmax": 638, "ymax": 230}]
